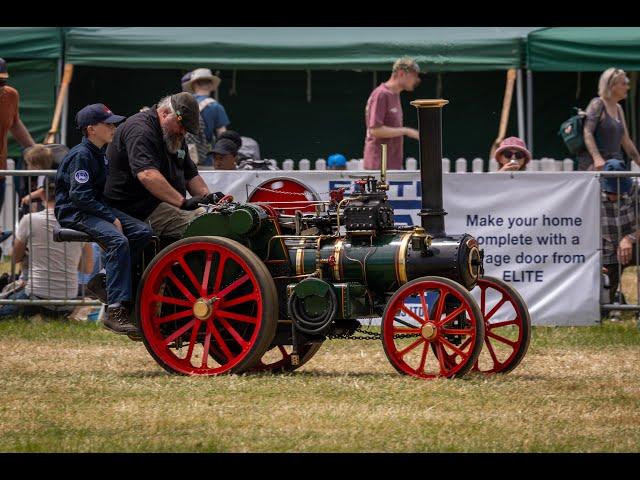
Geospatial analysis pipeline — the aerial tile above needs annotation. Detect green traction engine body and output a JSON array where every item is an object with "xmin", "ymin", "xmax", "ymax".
[{"xmin": 183, "ymin": 177, "xmax": 483, "ymax": 345}]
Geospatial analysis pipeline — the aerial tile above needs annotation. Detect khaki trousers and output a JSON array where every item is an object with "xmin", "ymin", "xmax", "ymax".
[{"xmin": 145, "ymin": 202, "xmax": 205, "ymax": 239}]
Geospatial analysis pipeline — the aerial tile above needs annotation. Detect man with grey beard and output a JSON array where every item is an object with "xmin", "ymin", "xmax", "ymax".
[{"xmin": 105, "ymin": 93, "xmax": 224, "ymax": 241}]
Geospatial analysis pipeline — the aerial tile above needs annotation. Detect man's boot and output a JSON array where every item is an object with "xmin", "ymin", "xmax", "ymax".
[{"xmin": 103, "ymin": 305, "xmax": 138, "ymax": 335}]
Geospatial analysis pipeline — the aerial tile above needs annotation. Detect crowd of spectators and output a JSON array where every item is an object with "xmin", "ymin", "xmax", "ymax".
[{"xmin": 1, "ymin": 55, "xmax": 639, "ymax": 329}]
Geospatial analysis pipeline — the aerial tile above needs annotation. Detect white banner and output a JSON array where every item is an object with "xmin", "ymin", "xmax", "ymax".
[{"xmin": 200, "ymin": 170, "xmax": 601, "ymax": 326}]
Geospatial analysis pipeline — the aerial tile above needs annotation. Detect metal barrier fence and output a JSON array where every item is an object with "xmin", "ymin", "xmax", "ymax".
[
  {"xmin": 0, "ymin": 168, "xmax": 101, "ymax": 314},
  {"xmin": 259, "ymin": 157, "xmax": 578, "ymax": 172},
  {"xmin": 1, "ymin": 167, "xmax": 638, "ymax": 323},
  {"xmin": 599, "ymin": 171, "xmax": 640, "ymax": 320}
]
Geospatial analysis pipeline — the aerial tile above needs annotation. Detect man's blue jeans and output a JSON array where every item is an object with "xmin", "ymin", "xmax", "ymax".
[
  {"xmin": 0, "ymin": 289, "xmax": 31, "ymax": 318},
  {"xmin": 62, "ymin": 208, "xmax": 153, "ymax": 305}
]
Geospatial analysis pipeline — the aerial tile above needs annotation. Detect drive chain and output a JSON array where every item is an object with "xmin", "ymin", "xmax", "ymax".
[{"xmin": 327, "ymin": 325, "xmax": 420, "ymax": 341}]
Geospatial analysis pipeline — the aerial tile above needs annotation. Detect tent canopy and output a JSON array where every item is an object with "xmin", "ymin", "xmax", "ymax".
[
  {"xmin": 0, "ymin": 27, "xmax": 63, "ymax": 59},
  {"xmin": 65, "ymin": 27, "xmax": 539, "ymax": 71},
  {"xmin": 0, "ymin": 28, "xmax": 62, "ymax": 156},
  {"xmin": 528, "ymin": 27, "xmax": 640, "ymax": 71}
]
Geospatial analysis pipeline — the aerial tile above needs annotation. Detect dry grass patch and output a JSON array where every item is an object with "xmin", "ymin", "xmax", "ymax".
[{"xmin": 0, "ymin": 319, "xmax": 639, "ymax": 452}]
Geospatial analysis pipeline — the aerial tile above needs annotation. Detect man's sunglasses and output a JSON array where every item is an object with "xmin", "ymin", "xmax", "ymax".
[{"xmin": 503, "ymin": 150, "xmax": 525, "ymax": 160}]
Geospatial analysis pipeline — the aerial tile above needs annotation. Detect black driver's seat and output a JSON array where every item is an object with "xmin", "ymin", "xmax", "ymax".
[{"xmin": 52, "ymin": 226, "xmax": 94, "ymax": 243}]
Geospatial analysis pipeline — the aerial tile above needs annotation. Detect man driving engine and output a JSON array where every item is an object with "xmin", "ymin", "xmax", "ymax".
[{"xmin": 104, "ymin": 92, "xmax": 224, "ymax": 241}]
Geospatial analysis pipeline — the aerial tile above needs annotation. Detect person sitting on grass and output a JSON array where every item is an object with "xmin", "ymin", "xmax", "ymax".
[
  {"xmin": 0, "ymin": 180, "xmax": 94, "ymax": 319},
  {"xmin": 55, "ymin": 104, "xmax": 153, "ymax": 335}
]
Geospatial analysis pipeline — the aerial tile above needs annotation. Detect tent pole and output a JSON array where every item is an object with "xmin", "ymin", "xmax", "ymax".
[
  {"xmin": 45, "ymin": 63, "xmax": 73, "ymax": 145},
  {"xmin": 631, "ymin": 72, "xmax": 637, "ymax": 147},
  {"xmin": 56, "ymin": 57, "xmax": 65, "ymax": 145},
  {"xmin": 516, "ymin": 69, "xmax": 525, "ymax": 141},
  {"xmin": 489, "ymin": 69, "xmax": 516, "ymax": 161},
  {"xmin": 61, "ymin": 89, "xmax": 69, "ymax": 146},
  {"xmin": 215, "ymin": 70, "xmax": 220, "ymax": 102},
  {"xmin": 526, "ymin": 69, "xmax": 533, "ymax": 156}
]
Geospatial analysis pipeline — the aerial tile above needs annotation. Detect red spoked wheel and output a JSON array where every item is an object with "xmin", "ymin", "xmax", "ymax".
[
  {"xmin": 381, "ymin": 276, "xmax": 484, "ymax": 379},
  {"xmin": 137, "ymin": 236, "xmax": 278, "ymax": 375},
  {"xmin": 251, "ymin": 342, "xmax": 323, "ymax": 373},
  {"xmin": 471, "ymin": 276, "xmax": 531, "ymax": 374}
]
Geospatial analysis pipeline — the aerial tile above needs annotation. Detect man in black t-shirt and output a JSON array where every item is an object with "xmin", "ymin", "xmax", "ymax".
[{"xmin": 105, "ymin": 93, "xmax": 223, "ymax": 240}]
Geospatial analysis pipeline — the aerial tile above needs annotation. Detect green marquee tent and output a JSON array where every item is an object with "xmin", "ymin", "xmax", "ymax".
[
  {"xmin": 0, "ymin": 27, "xmax": 63, "ymax": 157},
  {"xmin": 528, "ymin": 27, "xmax": 640, "ymax": 71},
  {"xmin": 65, "ymin": 27, "xmax": 538, "ymax": 71},
  {"xmin": 525, "ymin": 27, "xmax": 640, "ymax": 159},
  {"xmin": 61, "ymin": 27, "xmax": 541, "ymax": 163},
  {"xmin": 0, "ymin": 27, "xmax": 63, "ymax": 59}
]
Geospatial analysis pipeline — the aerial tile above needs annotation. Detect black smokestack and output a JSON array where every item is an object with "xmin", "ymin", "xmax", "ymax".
[{"xmin": 411, "ymin": 99, "xmax": 448, "ymax": 238}]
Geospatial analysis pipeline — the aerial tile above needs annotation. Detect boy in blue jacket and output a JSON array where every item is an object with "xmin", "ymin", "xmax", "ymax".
[{"xmin": 55, "ymin": 104, "xmax": 153, "ymax": 335}]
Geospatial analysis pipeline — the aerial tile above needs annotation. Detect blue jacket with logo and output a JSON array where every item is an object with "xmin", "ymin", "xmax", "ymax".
[{"xmin": 55, "ymin": 136, "xmax": 116, "ymax": 225}]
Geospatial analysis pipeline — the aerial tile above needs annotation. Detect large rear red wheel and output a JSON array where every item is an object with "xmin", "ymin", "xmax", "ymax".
[
  {"xmin": 471, "ymin": 276, "xmax": 531, "ymax": 374},
  {"xmin": 381, "ymin": 276, "xmax": 484, "ymax": 379},
  {"xmin": 251, "ymin": 342, "xmax": 323, "ymax": 373},
  {"xmin": 137, "ymin": 236, "xmax": 278, "ymax": 375}
]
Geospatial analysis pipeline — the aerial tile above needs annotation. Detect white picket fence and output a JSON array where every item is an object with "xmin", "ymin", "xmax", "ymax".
[{"xmin": 275, "ymin": 157, "xmax": 576, "ymax": 172}]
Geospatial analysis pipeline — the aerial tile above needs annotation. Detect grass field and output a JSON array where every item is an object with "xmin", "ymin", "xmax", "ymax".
[{"xmin": 1, "ymin": 315, "xmax": 639, "ymax": 453}]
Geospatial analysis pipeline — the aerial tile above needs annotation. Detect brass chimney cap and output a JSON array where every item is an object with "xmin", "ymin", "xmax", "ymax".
[{"xmin": 410, "ymin": 99, "xmax": 449, "ymax": 108}]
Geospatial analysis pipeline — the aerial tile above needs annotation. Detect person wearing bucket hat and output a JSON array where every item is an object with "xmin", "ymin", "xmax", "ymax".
[
  {"xmin": 183, "ymin": 68, "xmax": 221, "ymax": 94},
  {"xmin": 0, "ymin": 57, "xmax": 36, "ymax": 214},
  {"xmin": 182, "ymin": 67, "xmax": 230, "ymax": 166},
  {"xmin": 55, "ymin": 103, "xmax": 153, "ymax": 335},
  {"xmin": 600, "ymin": 159, "xmax": 640, "ymax": 320},
  {"xmin": 104, "ymin": 92, "xmax": 225, "ymax": 243},
  {"xmin": 494, "ymin": 137, "xmax": 532, "ymax": 172}
]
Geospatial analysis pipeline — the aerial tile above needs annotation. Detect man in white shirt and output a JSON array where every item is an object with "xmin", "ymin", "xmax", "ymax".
[{"xmin": 0, "ymin": 180, "xmax": 93, "ymax": 318}]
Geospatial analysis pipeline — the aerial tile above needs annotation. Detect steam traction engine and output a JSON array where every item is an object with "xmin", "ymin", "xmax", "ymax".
[{"xmin": 137, "ymin": 100, "xmax": 531, "ymax": 379}]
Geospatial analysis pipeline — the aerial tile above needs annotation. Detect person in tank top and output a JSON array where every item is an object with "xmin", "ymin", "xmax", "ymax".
[{"xmin": 580, "ymin": 68, "xmax": 640, "ymax": 171}]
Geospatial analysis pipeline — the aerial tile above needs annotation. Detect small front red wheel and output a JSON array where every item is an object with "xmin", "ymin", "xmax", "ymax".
[
  {"xmin": 381, "ymin": 276, "xmax": 484, "ymax": 379},
  {"xmin": 137, "ymin": 236, "xmax": 278, "ymax": 375},
  {"xmin": 471, "ymin": 276, "xmax": 531, "ymax": 374}
]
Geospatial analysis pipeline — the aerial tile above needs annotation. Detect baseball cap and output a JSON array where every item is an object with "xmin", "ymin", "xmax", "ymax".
[
  {"xmin": 217, "ymin": 130, "xmax": 242, "ymax": 150},
  {"xmin": 170, "ymin": 92, "xmax": 200, "ymax": 135},
  {"xmin": 601, "ymin": 159, "xmax": 632, "ymax": 194},
  {"xmin": 211, "ymin": 138, "xmax": 239, "ymax": 156},
  {"xmin": 0, "ymin": 58, "xmax": 8, "ymax": 79},
  {"xmin": 76, "ymin": 103, "xmax": 126, "ymax": 129}
]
